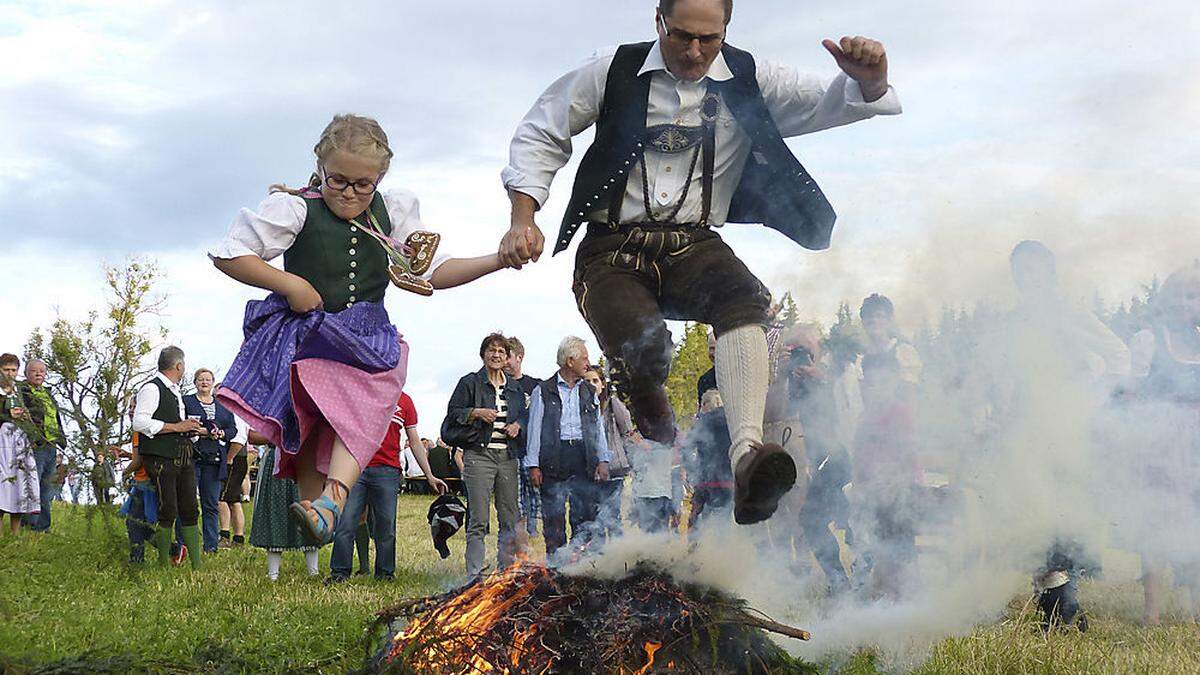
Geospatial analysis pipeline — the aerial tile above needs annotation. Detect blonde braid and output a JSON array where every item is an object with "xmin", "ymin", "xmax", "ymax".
[{"xmin": 269, "ymin": 114, "xmax": 394, "ymax": 195}]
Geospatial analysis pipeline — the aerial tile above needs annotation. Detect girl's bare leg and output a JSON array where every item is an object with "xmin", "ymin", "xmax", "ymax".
[{"xmin": 296, "ymin": 435, "xmax": 362, "ymax": 530}]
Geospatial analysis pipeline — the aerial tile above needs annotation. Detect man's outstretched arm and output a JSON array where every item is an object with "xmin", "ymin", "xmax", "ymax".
[{"xmin": 499, "ymin": 49, "xmax": 614, "ymax": 268}]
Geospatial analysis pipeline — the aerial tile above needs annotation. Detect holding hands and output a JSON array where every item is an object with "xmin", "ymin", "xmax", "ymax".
[
  {"xmin": 499, "ymin": 192, "xmax": 545, "ymax": 269},
  {"xmin": 822, "ymin": 36, "xmax": 889, "ymax": 102}
]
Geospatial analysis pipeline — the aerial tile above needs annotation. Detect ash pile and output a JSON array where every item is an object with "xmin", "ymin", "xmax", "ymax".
[{"xmin": 370, "ymin": 563, "xmax": 816, "ymax": 674}]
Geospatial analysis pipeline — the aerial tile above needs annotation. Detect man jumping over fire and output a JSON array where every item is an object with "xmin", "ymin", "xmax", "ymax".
[{"xmin": 499, "ymin": 0, "xmax": 901, "ymax": 523}]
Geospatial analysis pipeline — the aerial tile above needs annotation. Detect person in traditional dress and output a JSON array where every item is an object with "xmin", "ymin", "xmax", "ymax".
[
  {"xmin": 131, "ymin": 346, "xmax": 205, "ymax": 567},
  {"xmin": 1126, "ymin": 263, "xmax": 1200, "ymax": 624},
  {"xmin": 250, "ymin": 440, "xmax": 320, "ymax": 581},
  {"xmin": 209, "ymin": 114, "xmax": 510, "ymax": 547},
  {"xmin": 0, "ymin": 353, "xmax": 40, "ymax": 533},
  {"xmin": 499, "ymin": 0, "xmax": 901, "ymax": 524}
]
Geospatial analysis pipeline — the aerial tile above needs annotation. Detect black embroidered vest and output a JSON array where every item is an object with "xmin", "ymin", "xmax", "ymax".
[
  {"xmin": 138, "ymin": 378, "xmax": 193, "ymax": 460},
  {"xmin": 555, "ymin": 41, "xmax": 836, "ymax": 255}
]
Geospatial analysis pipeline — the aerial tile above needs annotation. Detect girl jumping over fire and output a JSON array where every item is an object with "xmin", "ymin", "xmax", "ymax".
[{"xmin": 209, "ymin": 114, "xmax": 508, "ymax": 546}]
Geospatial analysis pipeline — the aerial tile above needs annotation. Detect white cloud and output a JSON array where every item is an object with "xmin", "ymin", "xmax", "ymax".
[{"xmin": 1, "ymin": 0, "xmax": 1196, "ymax": 432}]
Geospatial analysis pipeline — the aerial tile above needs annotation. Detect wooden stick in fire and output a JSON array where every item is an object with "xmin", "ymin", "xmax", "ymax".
[{"xmin": 728, "ymin": 613, "xmax": 812, "ymax": 641}]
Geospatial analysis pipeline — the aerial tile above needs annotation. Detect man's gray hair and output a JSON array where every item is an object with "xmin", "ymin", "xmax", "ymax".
[
  {"xmin": 556, "ymin": 336, "xmax": 588, "ymax": 367},
  {"xmin": 24, "ymin": 358, "xmax": 47, "ymax": 373},
  {"xmin": 157, "ymin": 345, "xmax": 185, "ymax": 372}
]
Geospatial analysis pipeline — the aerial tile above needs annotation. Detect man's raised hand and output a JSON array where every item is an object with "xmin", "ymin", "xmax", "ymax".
[{"xmin": 822, "ymin": 36, "xmax": 888, "ymax": 102}]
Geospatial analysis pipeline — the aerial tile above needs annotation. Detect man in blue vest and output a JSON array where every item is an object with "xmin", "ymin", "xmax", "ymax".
[
  {"xmin": 500, "ymin": 0, "xmax": 900, "ymax": 524},
  {"xmin": 524, "ymin": 336, "xmax": 611, "ymax": 561}
]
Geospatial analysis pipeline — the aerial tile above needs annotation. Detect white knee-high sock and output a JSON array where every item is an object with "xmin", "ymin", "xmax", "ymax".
[
  {"xmin": 267, "ymin": 551, "xmax": 282, "ymax": 581},
  {"xmin": 715, "ymin": 325, "xmax": 769, "ymax": 471},
  {"xmin": 305, "ymin": 549, "xmax": 319, "ymax": 576}
]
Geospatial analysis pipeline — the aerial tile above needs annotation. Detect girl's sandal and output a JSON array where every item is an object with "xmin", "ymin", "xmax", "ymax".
[{"xmin": 288, "ymin": 479, "xmax": 349, "ymax": 546}]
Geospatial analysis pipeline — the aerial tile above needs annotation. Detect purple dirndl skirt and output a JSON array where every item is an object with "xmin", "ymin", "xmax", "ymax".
[{"xmin": 217, "ymin": 294, "xmax": 407, "ymax": 479}]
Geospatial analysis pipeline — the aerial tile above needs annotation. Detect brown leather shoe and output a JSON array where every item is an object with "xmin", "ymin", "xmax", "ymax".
[{"xmin": 733, "ymin": 442, "xmax": 797, "ymax": 525}]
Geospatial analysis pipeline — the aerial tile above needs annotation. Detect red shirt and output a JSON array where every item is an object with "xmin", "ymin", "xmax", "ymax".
[{"xmin": 369, "ymin": 392, "xmax": 418, "ymax": 468}]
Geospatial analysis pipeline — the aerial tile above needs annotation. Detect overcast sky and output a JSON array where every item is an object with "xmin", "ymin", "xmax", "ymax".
[{"xmin": 2, "ymin": 0, "xmax": 1197, "ymax": 437}]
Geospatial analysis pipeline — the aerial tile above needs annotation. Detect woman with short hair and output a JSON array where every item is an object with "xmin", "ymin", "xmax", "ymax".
[
  {"xmin": 183, "ymin": 368, "xmax": 238, "ymax": 553},
  {"xmin": 444, "ymin": 333, "xmax": 528, "ymax": 576}
]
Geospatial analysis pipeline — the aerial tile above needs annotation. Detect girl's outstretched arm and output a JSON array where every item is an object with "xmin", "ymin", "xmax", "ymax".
[
  {"xmin": 213, "ymin": 255, "xmax": 323, "ymax": 312},
  {"xmin": 430, "ymin": 253, "xmax": 506, "ymax": 290}
]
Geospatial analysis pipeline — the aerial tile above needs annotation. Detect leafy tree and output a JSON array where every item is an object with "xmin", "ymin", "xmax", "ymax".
[
  {"xmin": 24, "ymin": 259, "xmax": 167, "ymax": 504},
  {"xmin": 776, "ymin": 292, "xmax": 800, "ymax": 328},
  {"xmin": 665, "ymin": 322, "xmax": 713, "ymax": 427}
]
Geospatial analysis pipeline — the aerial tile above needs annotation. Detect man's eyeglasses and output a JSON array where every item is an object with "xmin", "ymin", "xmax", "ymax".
[
  {"xmin": 320, "ymin": 168, "xmax": 379, "ymax": 196},
  {"xmin": 658, "ymin": 15, "xmax": 725, "ymax": 48}
]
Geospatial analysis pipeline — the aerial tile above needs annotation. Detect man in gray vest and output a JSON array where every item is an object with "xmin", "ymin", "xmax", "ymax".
[
  {"xmin": 500, "ymin": 0, "xmax": 900, "ymax": 523},
  {"xmin": 131, "ymin": 346, "xmax": 204, "ymax": 568},
  {"xmin": 524, "ymin": 336, "xmax": 611, "ymax": 560}
]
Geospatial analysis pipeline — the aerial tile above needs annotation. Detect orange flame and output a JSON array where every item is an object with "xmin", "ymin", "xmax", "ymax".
[
  {"xmin": 633, "ymin": 641, "xmax": 662, "ymax": 675},
  {"xmin": 390, "ymin": 562, "xmax": 552, "ymax": 673}
]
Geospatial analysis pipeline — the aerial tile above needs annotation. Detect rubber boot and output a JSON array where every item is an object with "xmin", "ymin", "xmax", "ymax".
[
  {"xmin": 180, "ymin": 525, "xmax": 204, "ymax": 570},
  {"xmin": 152, "ymin": 527, "xmax": 174, "ymax": 567}
]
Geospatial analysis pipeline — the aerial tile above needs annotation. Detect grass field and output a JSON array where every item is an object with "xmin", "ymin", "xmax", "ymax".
[{"xmin": 2, "ymin": 500, "xmax": 1199, "ymax": 674}]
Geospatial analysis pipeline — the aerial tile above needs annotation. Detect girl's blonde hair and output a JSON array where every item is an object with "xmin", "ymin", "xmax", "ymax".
[{"xmin": 270, "ymin": 114, "xmax": 394, "ymax": 195}]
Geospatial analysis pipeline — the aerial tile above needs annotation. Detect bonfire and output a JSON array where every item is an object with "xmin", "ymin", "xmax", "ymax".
[{"xmin": 370, "ymin": 562, "xmax": 816, "ymax": 674}]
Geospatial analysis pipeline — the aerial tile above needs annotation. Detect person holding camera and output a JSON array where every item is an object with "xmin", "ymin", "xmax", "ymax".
[
  {"xmin": 183, "ymin": 368, "xmax": 239, "ymax": 553},
  {"xmin": 131, "ymin": 346, "xmax": 204, "ymax": 568}
]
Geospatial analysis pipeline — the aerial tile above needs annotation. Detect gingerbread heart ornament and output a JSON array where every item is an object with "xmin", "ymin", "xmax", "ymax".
[
  {"xmin": 405, "ymin": 231, "xmax": 441, "ymax": 276},
  {"xmin": 388, "ymin": 266, "xmax": 434, "ymax": 296}
]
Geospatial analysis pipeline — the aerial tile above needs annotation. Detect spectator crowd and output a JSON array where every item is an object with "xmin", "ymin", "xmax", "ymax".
[{"xmin": 3, "ymin": 241, "xmax": 1200, "ymax": 632}]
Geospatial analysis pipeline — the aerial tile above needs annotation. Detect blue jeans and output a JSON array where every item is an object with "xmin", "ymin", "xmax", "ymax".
[
  {"xmin": 23, "ymin": 445, "xmax": 58, "ymax": 531},
  {"xmin": 331, "ymin": 466, "xmax": 400, "ymax": 578},
  {"xmin": 195, "ymin": 462, "xmax": 223, "ymax": 551}
]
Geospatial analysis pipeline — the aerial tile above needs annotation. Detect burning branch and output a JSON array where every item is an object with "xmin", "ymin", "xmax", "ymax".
[{"xmin": 370, "ymin": 562, "xmax": 816, "ymax": 674}]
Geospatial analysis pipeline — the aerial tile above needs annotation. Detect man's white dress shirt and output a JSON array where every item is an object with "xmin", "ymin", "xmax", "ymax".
[
  {"xmin": 132, "ymin": 372, "xmax": 185, "ymax": 438},
  {"xmin": 503, "ymin": 40, "xmax": 901, "ymax": 226}
]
